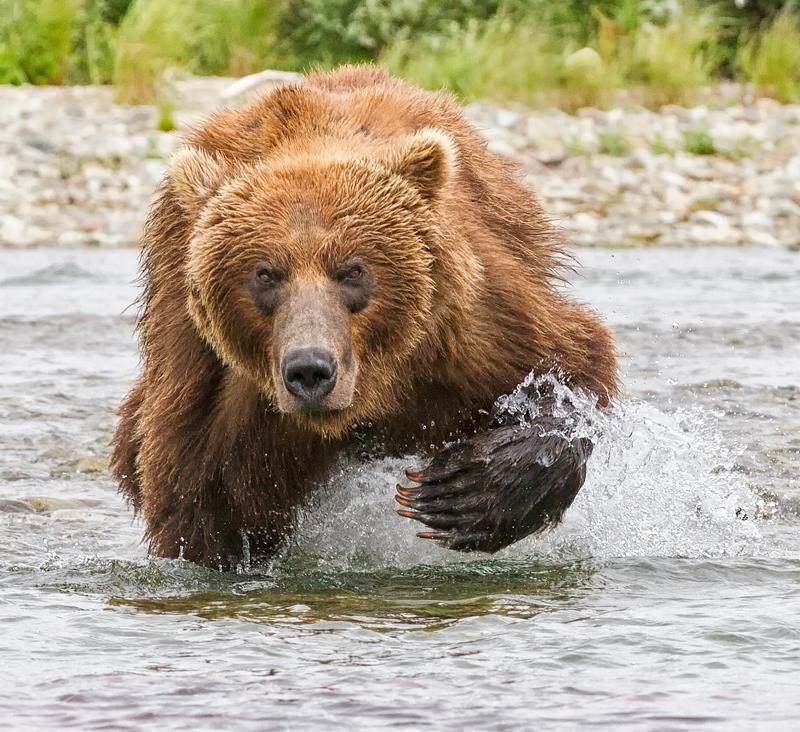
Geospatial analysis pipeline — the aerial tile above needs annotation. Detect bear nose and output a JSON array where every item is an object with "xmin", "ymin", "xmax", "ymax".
[{"xmin": 282, "ymin": 348, "xmax": 338, "ymax": 403}]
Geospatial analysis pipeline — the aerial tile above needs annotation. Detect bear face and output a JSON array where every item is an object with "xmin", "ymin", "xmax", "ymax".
[{"xmin": 171, "ymin": 130, "xmax": 459, "ymax": 438}]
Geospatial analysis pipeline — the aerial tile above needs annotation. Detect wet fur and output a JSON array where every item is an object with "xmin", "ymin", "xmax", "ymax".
[{"xmin": 111, "ymin": 66, "xmax": 619, "ymax": 569}]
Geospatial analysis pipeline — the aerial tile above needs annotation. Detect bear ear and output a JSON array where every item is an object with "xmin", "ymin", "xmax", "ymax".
[
  {"xmin": 387, "ymin": 128, "xmax": 457, "ymax": 201},
  {"xmin": 168, "ymin": 147, "xmax": 232, "ymax": 217}
]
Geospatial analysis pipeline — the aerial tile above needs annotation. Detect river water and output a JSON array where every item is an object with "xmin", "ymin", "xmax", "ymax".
[{"xmin": 1, "ymin": 247, "xmax": 798, "ymax": 731}]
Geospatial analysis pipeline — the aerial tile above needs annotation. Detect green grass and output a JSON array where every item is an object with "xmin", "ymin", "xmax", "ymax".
[
  {"xmin": 598, "ymin": 131, "xmax": 630, "ymax": 156},
  {"xmin": 0, "ymin": 0, "xmax": 78, "ymax": 84},
  {"xmin": 683, "ymin": 129, "xmax": 717, "ymax": 155},
  {"xmin": 689, "ymin": 196, "xmax": 724, "ymax": 212},
  {"xmin": 114, "ymin": 0, "xmax": 286, "ymax": 103},
  {"xmin": 383, "ymin": 2, "xmax": 716, "ymax": 110},
  {"xmin": 381, "ymin": 14, "xmax": 622, "ymax": 112},
  {"xmin": 612, "ymin": 5, "xmax": 716, "ymax": 108},
  {"xmin": 0, "ymin": 0, "xmax": 288, "ymax": 101},
  {"xmin": 649, "ymin": 132, "xmax": 675, "ymax": 156},
  {"xmin": 382, "ymin": 15, "xmax": 560, "ymax": 107},
  {"xmin": 156, "ymin": 94, "xmax": 176, "ymax": 132},
  {"xmin": 739, "ymin": 7, "xmax": 800, "ymax": 103},
  {"xmin": 565, "ymin": 135, "xmax": 591, "ymax": 157}
]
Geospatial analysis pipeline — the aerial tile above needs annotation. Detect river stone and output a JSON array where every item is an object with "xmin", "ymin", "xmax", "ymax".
[
  {"xmin": 0, "ymin": 499, "xmax": 36, "ymax": 514},
  {"xmin": 70, "ymin": 456, "xmax": 110, "ymax": 473},
  {"xmin": 742, "ymin": 210, "xmax": 774, "ymax": 231},
  {"xmin": 23, "ymin": 497, "xmax": 102, "ymax": 512},
  {"xmin": 2, "ymin": 79, "xmax": 800, "ymax": 250},
  {"xmin": 564, "ymin": 48, "xmax": 604, "ymax": 78},
  {"xmin": 49, "ymin": 509, "xmax": 105, "ymax": 521}
]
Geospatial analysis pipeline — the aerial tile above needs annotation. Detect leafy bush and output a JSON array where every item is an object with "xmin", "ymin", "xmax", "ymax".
[
  {"xmin": 0, "ymin": 0, "xmax": 799, "ymax": 112},
  {"xmin": 699, "ymin": 0, "xmax": 794, "ymax": 76},
  {"xmin": 278, "ymin": 0, "xmax": 501, "ymax": 68},
  {"xmin": 278, "ymin": 0, "xmax": 685, "ymax": 68}
]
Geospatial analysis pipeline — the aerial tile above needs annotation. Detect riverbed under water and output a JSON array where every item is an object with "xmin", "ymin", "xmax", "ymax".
[{"xmin": 1, "ymin": 247, "xmax": 798, "ymax": 731}]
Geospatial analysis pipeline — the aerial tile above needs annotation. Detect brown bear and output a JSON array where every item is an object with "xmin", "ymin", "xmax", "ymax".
[{"xmin": 111, "ymin": 65, "xmax": 618, "ymax": 570}]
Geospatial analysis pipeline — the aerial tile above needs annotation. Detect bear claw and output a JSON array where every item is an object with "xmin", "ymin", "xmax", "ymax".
[
  {"xmin": 395, "ymin": 483, "xmax": 418, "ymax": 497},
  {"xmin": 415, "ymin": 530, "xmax": 491, "ymax": 552},
  {"xmin": 395, "ymin": 426, "xmax": 593, "ymax": 553},
  {"xmin": 416, "ymin": 531, "xmax": 450, "ymax": 541}
]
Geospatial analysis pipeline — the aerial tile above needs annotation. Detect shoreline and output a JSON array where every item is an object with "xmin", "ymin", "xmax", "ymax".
[{"xmin": 1, "ymin": 76, "xmax": 799, "ymax": 250}]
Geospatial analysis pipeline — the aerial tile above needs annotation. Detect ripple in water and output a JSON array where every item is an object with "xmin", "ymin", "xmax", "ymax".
[{"xmin": 0, "ymin": 262, "xmax": 97, "ymax": 287}]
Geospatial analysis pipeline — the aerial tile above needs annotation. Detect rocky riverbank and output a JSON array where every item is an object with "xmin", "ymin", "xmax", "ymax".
[{"xmin": 1, "ymin": 76, "xmax": 799, "ymax": 248}]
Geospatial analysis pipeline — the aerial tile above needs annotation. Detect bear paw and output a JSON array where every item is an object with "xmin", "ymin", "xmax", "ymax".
[{"xmin": 395, "ymin": 425, "xmax": 593, "ymax": 553}]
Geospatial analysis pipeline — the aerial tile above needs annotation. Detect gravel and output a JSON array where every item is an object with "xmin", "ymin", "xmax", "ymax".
[{"xmin": 1, "ymin": 76, "xmax": 799, "ymax": 249}]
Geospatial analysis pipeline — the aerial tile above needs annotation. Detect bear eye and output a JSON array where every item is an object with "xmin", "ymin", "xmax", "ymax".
[
  {"xmin": 256, "ymin": 267, "xmax": 281, "ymax": 286},
  {"xmin": 336, "ymin": 261, "xmax": 365, "ymax": 285},
  {"xmin": 335, "ymin": 261, "xmax": 373, "ymax": 314},
  {"xmin": 250, "ymin": 264, "xmax": 285, "ymax": 316}
]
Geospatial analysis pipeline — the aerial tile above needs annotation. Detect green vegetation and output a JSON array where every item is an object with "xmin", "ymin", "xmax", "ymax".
[
  {"xmin": 683, "ymin": 129, "xmax": 718, "ymax": 155},
  {"xmin": 689, "ymin": 195, "xmax": 724, "ymax": 212},
  {"xmin": 381, "ymin": 3, "xmax": 720, "ymax": 111},
  {"xmin": 113, "ymin": 0, "xmax": 286, "ymax": 102},
  {"xmin": 156, "ymin": 94, "xmax": 176, "ymax": 132},
  {"xmin": 611, "ymin": 7, "xmax": 715, "ymax": 109},
  {"xmin": 0, "ymin": 0, "xmax": 285, "ymax": 101},
  {"xmin": 1, "ymin": 0, "xmax": 799, "ymax": 108},
  {"xmin": 381, "ymin": 15, "xmax": 560, "ymax": 107},
  {"xmin": 649, "ymin": 133, "xmax": 674, "ymax": 156},
  {"xmin": 739, "ymin": 8, "xmax": 800, "ymax": 103},
  {"xmin": 0, "ymin": 0, "xmax": 78, "ymax": 85},
  {"xmin": 278, "ymin": 0, "xmax": 502, "ymax": 68},
  {"xmin": 598, "ymin": 131, "xmax": 630, "ymax": 156}
]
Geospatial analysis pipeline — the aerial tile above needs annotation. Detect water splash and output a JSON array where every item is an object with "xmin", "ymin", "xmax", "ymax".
[
  {"xmin": 493, "ymin": 371, "xmax": 601, "ymax": 439},
  {"xmin": 530, "ymin": 398, "xmax": 764, "ymax": 560},
  {"xmin": 285, "ymin": 456, "xmax": 456, "ymax": 571},
  {"xmin": 287, "ymin": 380, "xmax": 764, "ymax": 571}
]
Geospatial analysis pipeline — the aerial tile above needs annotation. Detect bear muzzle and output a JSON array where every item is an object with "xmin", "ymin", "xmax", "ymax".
[
  {"xmin": 271, "ymin": 283, "xmax": 358, "ymax": 415},
  {"xmin": 282, "ymin": 347, "xmax": 338, "ymax": 407}
]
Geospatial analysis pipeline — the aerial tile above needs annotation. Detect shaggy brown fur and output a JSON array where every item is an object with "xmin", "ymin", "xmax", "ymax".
[{"xmin": 111, "ymin": 66, "xmax": 618, "ymax": 569}]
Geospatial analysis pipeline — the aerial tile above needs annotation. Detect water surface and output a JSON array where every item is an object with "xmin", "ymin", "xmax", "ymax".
[{"xmin": 1, "ymin": 247, "xmax": 798, "ymax": 731}]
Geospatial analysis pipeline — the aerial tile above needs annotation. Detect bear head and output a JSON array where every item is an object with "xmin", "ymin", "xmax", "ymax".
[{"xmin": 169, "ymin": 128, "xmax": 468, "ymax": 438}]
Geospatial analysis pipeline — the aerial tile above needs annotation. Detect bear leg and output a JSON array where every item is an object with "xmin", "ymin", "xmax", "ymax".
[{"xmin": 110, "ymin": 382, "xmax": 145, "ymax": 511}]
